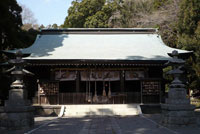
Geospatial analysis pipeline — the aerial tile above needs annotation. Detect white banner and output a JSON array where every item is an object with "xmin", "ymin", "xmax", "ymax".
[
  {"xmin": 125, "ymin": 71, "xmax": 144, "ymax": 80},
  {"xmin": 55, "ymin": 70, "xmax": 76, "ymax": 81},
  {"xmin": 81, "ymin": 71, "xmax": 120, "ymax": 81}
]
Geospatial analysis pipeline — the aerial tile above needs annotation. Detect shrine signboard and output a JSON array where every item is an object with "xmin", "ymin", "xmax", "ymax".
[{"xmin": 141, "ymin": 81, "xmax": 160, "ymax": 95}]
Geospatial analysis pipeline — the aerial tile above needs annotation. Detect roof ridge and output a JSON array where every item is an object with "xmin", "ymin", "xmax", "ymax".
[{"xmin": 40, "ymin": 28, "xmax": 158, "ymax": 34}]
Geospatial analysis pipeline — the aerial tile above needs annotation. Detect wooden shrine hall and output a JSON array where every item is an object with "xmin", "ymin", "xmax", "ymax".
[{"xmin": 7, "ymin": 28, "xmax": 189, "ymax": 105}]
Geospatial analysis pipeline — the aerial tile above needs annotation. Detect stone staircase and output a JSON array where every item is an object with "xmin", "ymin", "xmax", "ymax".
[{"xmin": 59, "ymin": 104, "xmax": 142, "ymax": 117}]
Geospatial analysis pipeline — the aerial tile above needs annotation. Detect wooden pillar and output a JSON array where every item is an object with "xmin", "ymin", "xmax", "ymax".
[
  {"xmin": 76, "ymin": 71, "xmax": 80, "ymax": 92},
  {"xmin": 159, "ymin": 81, "xmax": 162, "ymax": 104},
  {"xmin": 120, "ymin": 71, "xmax": 125, "ymax": 92},
  {"xmin": 140, "ymin": 81, "xmax": 143, "ymax": 104},
  {"xmin": 50, "ymin": 69, "xmax": 55, "ymax": 80},
  {"xmin": 57, "ymin": 82, "xmax": 59, "ymax": 105},
  {"xmin": 37, "ymin": 79, "xmax": 41, "ymax": 105}
]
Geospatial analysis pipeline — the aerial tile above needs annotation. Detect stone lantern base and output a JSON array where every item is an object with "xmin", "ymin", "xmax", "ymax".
[
  {"xmin": 161, "ymin": 87, "xmax": 196, "ymax": 127},
  {"xmin": 0, "ymin": 106, "xmax": 34, "ymax": 130},
  {"xmin": 161, "ymin": 103, "xmax": 196, "ymax": 128},
  {"xmin": 0, "ymin": 88, "xmax": 34, "ymax": 129}
]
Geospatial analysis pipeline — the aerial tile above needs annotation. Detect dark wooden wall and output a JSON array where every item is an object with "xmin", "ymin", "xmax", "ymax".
[{"xmin": 28, "ymin": 65, "xmax": 164, "ymax": 105}]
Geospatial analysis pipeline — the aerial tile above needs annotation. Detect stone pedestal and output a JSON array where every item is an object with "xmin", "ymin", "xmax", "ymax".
[
  {"xmin": 0, "ymin": 106, "xmax": 34, "ymax": 130},
  {"xmin": 161, "ymin": 88, "xmax": 196, "ymax": 127}
]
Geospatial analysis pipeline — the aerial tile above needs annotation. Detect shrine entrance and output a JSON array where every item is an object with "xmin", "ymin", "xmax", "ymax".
[{"xmin": 80, "ymin": 71, "xmax": 121, "ymax": 104}]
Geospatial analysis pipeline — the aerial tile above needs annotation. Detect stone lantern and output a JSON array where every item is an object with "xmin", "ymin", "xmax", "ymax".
[
  {"xmin": 0, "ymin": 50, "xmax": 34, "ymax": 129},
  {"xmin": 161, "ymin": 50, "xmax": 196, "ymax": 127}
]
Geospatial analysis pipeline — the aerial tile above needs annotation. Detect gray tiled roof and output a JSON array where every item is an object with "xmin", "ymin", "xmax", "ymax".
[{"xmin": 18, "ymin": 28, "xmax": 190, "ymax": 60}]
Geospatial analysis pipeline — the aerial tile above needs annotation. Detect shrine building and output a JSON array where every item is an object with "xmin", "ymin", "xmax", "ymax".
[{"xmin": 11, "ymin": 28, "xmax": 190, "ymax": 105}]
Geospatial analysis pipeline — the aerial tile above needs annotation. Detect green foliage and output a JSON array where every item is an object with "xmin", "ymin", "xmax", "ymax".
[
  {"xmin": 0, "ymin": 0, "xmax": 23, "ymax": 51},
  {"xmin": 176, "ymin": 0, "xmax": 200, "ymax": 90},
  {"xmin": 20, "ymin": 29, "xmax": 38, "ymax": 49},
  {"xmin": 64, "ymin": 0, "xmax": 104, "ymax": 28},
  {"xmin": 0, "ymin": 0, "xmax": 38, "ymax": 55},
  {"xmin": 63, "ymin": 0, "xmax": 121, "ymax": 28},
  {"xmin": 163, "ymin": 66, "xmax": 172, "ymax": 92},
  {"xmin": 84, "ymin": 1, "xmax": 119, "ymax": 28},
  {"xmin": 118, "ymin": 1, "xmax": 136, "ymax": 28},
  {"xmin": 177, "ymin": 0, "xmax": 200, "ymax": 35},
  {"xmin": 39, "ymin": 24, "xmax": 45, "ymax": 29},
  {"xmin": 52, "ymin": 23, "xmax": 58, "ymax": 29},
  {"xmin": 115, "ymin": 0, "xmax": 154, "ymax": 28},
  {"xmin": 153, "ymin": 0, "xmax": 171, "ymax": 9}
]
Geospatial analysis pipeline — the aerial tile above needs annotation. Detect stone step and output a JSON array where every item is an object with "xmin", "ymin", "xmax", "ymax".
[{"xmin": 62, "ymin": 104, "xmax": 141, "ymax": 117}]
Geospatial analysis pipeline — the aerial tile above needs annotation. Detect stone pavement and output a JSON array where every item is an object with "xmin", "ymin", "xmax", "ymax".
[{"xmin": 0, "ymin": 114, "xmax": 200, "ymax": 134}]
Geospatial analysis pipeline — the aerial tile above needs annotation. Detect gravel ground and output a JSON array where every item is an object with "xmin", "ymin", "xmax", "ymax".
[
  {"xmin": 0, "ymin": 114, "xmax": 200, "ymax": 134},
  {"xmin": 143, "ymin": 113, "xmax": 200, "ymax": 134},
  {"xmin": 116, "ymin": 115, "xmax": 177, "ymax": 134},
  {"xmin": 0, "ymin": 116, "xmax": 58, "ymax": 134}
]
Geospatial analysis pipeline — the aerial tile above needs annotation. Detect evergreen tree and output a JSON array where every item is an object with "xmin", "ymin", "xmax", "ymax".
[
  {"xmin": 176, "ymin": 0, "xmax": 200, "ymax": 90},
  {"xmin": 0, "ymin": 0, "xmax": 38, "ymax": 55},
  {"xmin": 0, "ymin": 0, "xmax": 23, "ymax": 51},
  {"xmin": 177, "ymin": 0, "xmax": 200, "ymax": 35},
  {"xmin": 63, "ymin": 0, "xmax": 121, "ymax": 28},
  {"xmin": 52, "ymin": 23, "xmax": 58, "ymax": 29},
  {"xmin": 39, "ymin": 24, "xmax": 45, "ymax": 29}
]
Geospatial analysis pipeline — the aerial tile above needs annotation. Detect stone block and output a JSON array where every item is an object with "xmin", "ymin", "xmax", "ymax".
[
  {"xmin": 161, "ymin": 103, "xmax": 197, "ymax": 127},
  {"xmin": 161, "ymin": 104, "xmax": 195, "ymax": 111},
  {"xmin": 8, "ymin": 89, "xmax": 27, "ymax": 101},
  {"xmin": 0, "ymin": 112, "xmax": 34, "ymax": 129},
  {"xmin": 168, "ymin": 88, "xmax": 187, "ymax": 99},
  {"xmin": 166, "ymin": 99, "xmax": 190, "ymax": 105},
  {"xmin": 167, "ymin": 111, "xmax": 195, "ymax": 117},
  {"xmin": 34, "ymin": 105, "xmax": 61, "ymax": 116},
  {"xmin": 0, "ymin": 106, "xmax": 34, "ymax": 129}
]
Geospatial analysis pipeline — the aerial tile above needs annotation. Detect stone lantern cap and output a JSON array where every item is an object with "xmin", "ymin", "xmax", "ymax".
[{"xmin": 165, "ymin": 50, "xmax": 186, "ymax": 66}]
